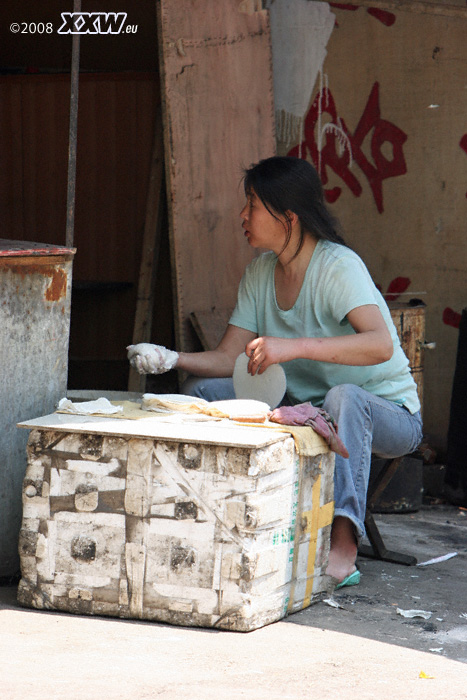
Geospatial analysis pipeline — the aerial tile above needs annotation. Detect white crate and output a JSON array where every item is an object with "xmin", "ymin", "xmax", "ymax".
[{"xmin": 17, "ymin": 413, "xmax": 334, "ymax": 631}]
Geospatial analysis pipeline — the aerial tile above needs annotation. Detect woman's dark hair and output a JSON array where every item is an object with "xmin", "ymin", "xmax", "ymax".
[{"xmin": 243, "ymin": 156, "xmax": 347, "ymax": 258}]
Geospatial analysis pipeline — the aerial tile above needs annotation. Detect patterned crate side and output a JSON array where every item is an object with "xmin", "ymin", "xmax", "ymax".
[
  {"xmin": 287, "ymin": 451, "xmax": 335, "ymax": 614},
  {"xmin": 18, "ymin": 430, "xmax": 129, "ymax": 615},
  {"xmin": 18, "ymin": 429, "xmax": 334, "ymax": 631},
  {"xmin": 132, "ymin": 438, "xmax": 300, "ymax": 629},
  {"xmin": 210, "ymin": 452, "xmax": 335, "ymax": 630},
  {"xmin": 134, "ymin": 436, "xmax": 334, "ymax": 630}
]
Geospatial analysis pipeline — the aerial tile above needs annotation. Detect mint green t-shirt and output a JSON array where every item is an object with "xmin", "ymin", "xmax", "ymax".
[{"xmin": 229, "ymin": 240, "xmax": 420, "ymax": 414}]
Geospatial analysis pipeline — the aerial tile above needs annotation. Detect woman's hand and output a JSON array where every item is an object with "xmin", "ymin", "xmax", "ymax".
[
  {"xmin": 244, "ymin": 305, "xmax": 393, "ymax": 375},
  {"xmin": 246, "ymin": 336, "xmax": 295, "ymax": 375},
  {"xmin": 127, "ymin": 343, "xmax": 179, "ymax": 374}
]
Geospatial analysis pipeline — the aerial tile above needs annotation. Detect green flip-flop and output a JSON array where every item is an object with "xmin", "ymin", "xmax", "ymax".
[{"xmin": 335, "ymin": 570, "xmax": 361, "ymax": 590}]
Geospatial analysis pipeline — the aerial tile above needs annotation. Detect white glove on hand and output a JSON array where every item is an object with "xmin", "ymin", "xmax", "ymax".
[{"xmin": 127, "ymin": 343, "xmax": 179, "ymax": 375}]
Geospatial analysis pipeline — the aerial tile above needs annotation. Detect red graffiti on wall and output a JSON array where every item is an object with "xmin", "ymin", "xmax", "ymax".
[
  {"xmin": 329, "ymin": 4, "xmax": 396, "ymax": 26},
  {"xmin": 382, "ymin": 277, "xmax": 411, "ymax": 302},
  {"xmin": 460, "ymin": 134, "xmax": 467, "ymax": 197},
  {"xmin": 366, "ymin": 8, "xmax": 396, "ymax": 26},
  {"xmin": 443, "ymin": 308, "xmax": 462, "ymax": 329},
  {"xmin": 375, "ymin": 277, "xmax": 411, "ymax": 302},
  {"xmin": 288, "ymin": 82, "xmax": 408, "ymax": 213},
  {"xmin": 329, "ymin": 3, "xmax": 358, "ymax": 10}
]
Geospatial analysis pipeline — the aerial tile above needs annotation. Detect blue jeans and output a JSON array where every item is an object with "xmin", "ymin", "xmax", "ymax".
[{"xmin": 181, "ymin": 377, "xmax": 423, "ymax": 543}]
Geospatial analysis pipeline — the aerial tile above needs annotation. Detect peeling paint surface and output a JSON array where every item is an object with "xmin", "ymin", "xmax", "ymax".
[{"xmin": 1, "ymin": 258, "xmax": 70, "ymax": 304}]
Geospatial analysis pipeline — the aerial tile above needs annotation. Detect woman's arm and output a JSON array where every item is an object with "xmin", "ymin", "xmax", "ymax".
[
  {"xmin": 177, "ymin": 324, "xmax": 257, "ymax": 377},
  {"xmin": 247, "ymin": 304, "xmax": 393, "ymax": 375}
]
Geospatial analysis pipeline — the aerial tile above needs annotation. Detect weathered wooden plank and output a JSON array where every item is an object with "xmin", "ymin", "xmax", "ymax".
[
  {"xmin": 189, "ymin": 307, "xmax": 233, "ymax": 351},
  {"xmin": 128, "ymin": 108, "xmax": 165, "ymax": 392},
  {"xmin": 389, "ymin": 303, "xmax": 426, "ymax": 411},
  {"xmin": 157, "ymin": 0, "xmax": 276, "ymax": 352}
]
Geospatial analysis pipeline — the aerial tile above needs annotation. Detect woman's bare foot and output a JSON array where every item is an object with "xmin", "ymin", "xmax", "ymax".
[{"xmin": 326, "ymin": 516, "xmax": 358, "ymax": 582}]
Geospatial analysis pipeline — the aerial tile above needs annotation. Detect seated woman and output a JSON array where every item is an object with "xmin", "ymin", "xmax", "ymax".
[{"xmin": 128, "ymin": 156, "xmax": 423, "ymax": 588}]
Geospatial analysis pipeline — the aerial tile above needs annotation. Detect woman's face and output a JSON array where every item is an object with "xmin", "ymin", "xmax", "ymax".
[{"xmin": 240, "ymin": 190, "xmax": 289, "ymax": 253}]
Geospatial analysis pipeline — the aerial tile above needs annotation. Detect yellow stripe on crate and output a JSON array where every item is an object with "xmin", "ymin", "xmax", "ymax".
[{"xmin": 301, "ymin": 475, "xmax": 334, "ymax": 608}]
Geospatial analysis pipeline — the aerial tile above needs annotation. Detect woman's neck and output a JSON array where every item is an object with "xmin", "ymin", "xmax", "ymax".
[
  {"xmin": 276, "ymin": 232, "xmax": 318, "ymax": 275},
  {"xmin": 274, "ymin": 234, "xmax": 318, "ymax": 311}
]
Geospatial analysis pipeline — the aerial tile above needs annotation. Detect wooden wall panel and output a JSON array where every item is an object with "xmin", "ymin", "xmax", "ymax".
[
  {"xmin": 0, "ymin": 73, "xmax": 160, "ymax": 391},
  {"xmin": 69, "ymin": 74, "xmax": 160, "ymax": 389},
  {"xmin": 0, "ymin": 73, "xmax": 157, "ymax": 278},
  {"xmin": 20, "ymin": 77, "xmax": 70, "ymax": 244},
  {"xmin": 72, "ymin": 75, "xmax": 156, "ymax": 282},
  {"xmin": 157, "ymin": 0, "xmax": 276, "ymax": 352},
  {"xmin": 0, "ymin": 83, "xmax": 23, "ymax": 238}
]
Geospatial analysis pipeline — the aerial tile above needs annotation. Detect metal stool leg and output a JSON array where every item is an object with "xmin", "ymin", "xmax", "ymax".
[{"xmin": 358, "ymin": 456, "xmax": 417, "ymax": 566}]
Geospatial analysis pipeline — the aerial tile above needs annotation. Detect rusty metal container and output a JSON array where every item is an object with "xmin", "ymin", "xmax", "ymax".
[{"xmin": 0, "ymin": 240, "xmax": 75, "ymax": 577}]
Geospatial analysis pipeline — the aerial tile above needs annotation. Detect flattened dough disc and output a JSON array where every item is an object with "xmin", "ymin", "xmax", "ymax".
[{"xmin": 232, "ymin": 353, "xmax": 286, "ymax": 408}]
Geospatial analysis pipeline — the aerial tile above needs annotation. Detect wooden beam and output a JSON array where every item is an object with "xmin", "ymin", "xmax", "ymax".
[
  {"xmin": 315, "ymin": 0, "xmax": 467, "ymax": 19},
  {"xmin": 128, "ymin": 107, "xmax": 165, "ymax": 393},
  {"xmin": 65, "ymin": 0, "xmax": 81, "ymax": 248}
]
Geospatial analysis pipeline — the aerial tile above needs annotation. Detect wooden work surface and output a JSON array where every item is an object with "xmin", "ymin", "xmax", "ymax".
[
  {"xmin": 157, "ymin": 0, "xmax": 276, "ymax": 352},
  {"xmin": 18, "ymin": 412, "xmax": 292, "ymax": 450}
]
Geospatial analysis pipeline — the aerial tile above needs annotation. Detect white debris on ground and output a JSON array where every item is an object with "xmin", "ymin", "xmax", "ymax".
[
  {"xmin": 396, "ymin": 608, "xmax": 432, "ymax": 620},
  {"xmin": 416, "ymin": 552, "xmax": 458, "ymax": 566}
]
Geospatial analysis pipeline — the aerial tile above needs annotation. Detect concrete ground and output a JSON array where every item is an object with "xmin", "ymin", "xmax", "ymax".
[{"xmin": 1, "ymin": 504, "xmax": 466, "ymax": 699}]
